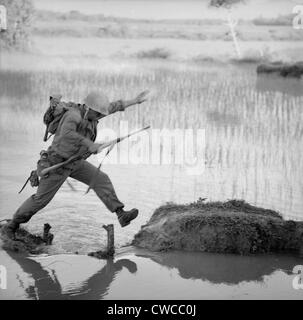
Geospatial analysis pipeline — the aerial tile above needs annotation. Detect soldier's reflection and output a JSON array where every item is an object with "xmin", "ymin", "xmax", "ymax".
[{"xmin": 7, "ymin": 251, "xmax": 137, "ymax": 300}]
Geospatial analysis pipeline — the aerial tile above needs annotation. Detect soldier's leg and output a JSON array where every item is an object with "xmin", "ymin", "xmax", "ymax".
[
  {"xmin": 70, "ymin": 160, "xmax": 124, "ymax": 212},
  {"xmin": 12, "ymin": 170, "xmax": 69, "ymax": 226},
  {"xmin": 70, "ymin": 160, "xmax": 138, "ymax": 227}
]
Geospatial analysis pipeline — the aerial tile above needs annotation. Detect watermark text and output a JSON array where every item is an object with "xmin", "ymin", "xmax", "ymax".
[
  {"xmin": 0, "ymin": 265, "xmax": 7, "ymax": 290},
  {"xmin": 293, "ymin": 5, "xmax": 303, "ymax": 29},
  {"xmin": 292, "ymin": 265, "xmax": 303, "ymax": 290},
  {"xmin": 0, "ymin": 5, "xmax": 7, "ymax": 31}
]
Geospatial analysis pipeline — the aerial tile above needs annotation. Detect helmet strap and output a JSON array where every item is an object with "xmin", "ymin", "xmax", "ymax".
[{"xmin": 83, "ymin": 104, "xmax": 89, "ymax": 120}]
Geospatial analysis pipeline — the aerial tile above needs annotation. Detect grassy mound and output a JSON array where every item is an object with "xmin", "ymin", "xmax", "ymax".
[{"xmin": 132, "ymin": 199, "xmax": 303, "ymax": 255}]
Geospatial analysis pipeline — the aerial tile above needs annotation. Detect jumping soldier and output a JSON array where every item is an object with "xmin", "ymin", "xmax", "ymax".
[{"xmin": 1, "ymin": 90, "xmax": 149, "ymax": 240}]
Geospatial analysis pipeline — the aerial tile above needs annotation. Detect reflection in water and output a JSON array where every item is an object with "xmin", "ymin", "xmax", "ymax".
[
  {"xmin": 5, "ymin": 251, "xmax": 137, "ymax": 300},
  {"xmin": 2, "ymin": 248, "xmax": 302, "ymax": 300},
  {"xmin": 68, "ymin": 258, "xmax": 137, "ymax": 300},
  {"xmin": 139, "ymin": 251, "xmax": 300, "ymax": 285},
  {"xmin": 256, "ymin": 75, "xmax": 303, "ymax": 97}
]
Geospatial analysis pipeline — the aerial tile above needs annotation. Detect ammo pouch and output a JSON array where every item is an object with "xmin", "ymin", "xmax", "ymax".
[
  {"xmin": 36, "ymin": 150, "xmax": 52, "ymax": 178},
  {"xmin": 29, "ymin": 170, "xmax": 39, "ymax": 187},
  {"xmin": 19, "ymin": 150, "xmax": 56, "ymax": 193}
]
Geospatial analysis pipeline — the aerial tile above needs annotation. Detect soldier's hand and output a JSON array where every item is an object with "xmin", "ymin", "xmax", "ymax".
[
  {"xmin": 88, "ymin": 143, "xmax": 103, "ymax": 154},
  {"xmin": 134, "ymin": 90, "xmax": 149, "ymax": 105}
]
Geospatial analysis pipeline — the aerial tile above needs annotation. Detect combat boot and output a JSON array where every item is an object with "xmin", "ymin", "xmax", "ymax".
[
  {"xmin": 116, "ymin": 207, "xmax": 139, "ymax": 227},
  {"xmin": 0, "ymin": 221, "xmax": 19, "ymax": 241}
]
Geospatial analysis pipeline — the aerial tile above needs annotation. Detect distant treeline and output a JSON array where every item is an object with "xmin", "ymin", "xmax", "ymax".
[
  {"xmin": 35, "ymin": 9, "xmax": 294, "ymax": 26},
  {"xmin": 0, "ymin": 0, "xmax": 34, "ymax": 50},
  {"xmin": 32, "ymin": 10, "xmax": 301, "ymax": 42},
  {"xmin": 35, "ymin": 10, "xmax": 224, "ymax": 25},
  {"xmin": 253, "ymin": 14, "xmax": 293, "ymax": 26},
  {"xmin": 0, "ymin": 4, "xmax": 297, "ymax": 50}
]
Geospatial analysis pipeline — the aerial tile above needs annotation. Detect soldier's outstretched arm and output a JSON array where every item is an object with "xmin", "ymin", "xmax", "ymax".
[{"xmin": 108, "ymin": 90, "xmax": 149, "ymax": 114}]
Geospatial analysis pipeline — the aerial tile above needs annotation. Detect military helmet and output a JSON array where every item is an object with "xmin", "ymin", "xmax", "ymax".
[
  {"xmin": 83, "ymin": 91, "xmax": 110, "ymax": 115},
  {"xmin": 50, "ymin": 93, "xmax": 62, "ymax": 101}
]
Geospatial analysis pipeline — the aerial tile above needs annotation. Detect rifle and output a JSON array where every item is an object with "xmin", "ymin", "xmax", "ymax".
[
  {"xmin": 40, "ymin": 126, "xmax": 150, "ymax": 177},
  {"xmin": 85, "ymin": 125, "xmax": 150, "ymax": 194}
]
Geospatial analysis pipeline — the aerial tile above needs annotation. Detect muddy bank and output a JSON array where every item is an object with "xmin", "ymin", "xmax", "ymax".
[
  {"xmin": 132, "ymin": 200, "xmax": 303, "ymax": 255},
  {"xmin": 0, "ymin": 220, "xmax": 54, "ymax": 254},
  {"xmin": 0, "ymin": 220, "xmax": 114, "ymax": 258}
]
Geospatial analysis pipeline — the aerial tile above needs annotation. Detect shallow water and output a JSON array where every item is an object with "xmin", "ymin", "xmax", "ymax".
[{"xmin": 0, "ymin": 248, "xmax": 302, "ymax": 300}]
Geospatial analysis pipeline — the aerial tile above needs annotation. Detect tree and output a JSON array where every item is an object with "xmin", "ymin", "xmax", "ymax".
[
  {"xmin": 0, "ymin": 0, "xmax": 34, "ymax": 50},
  {"xmin": 210, "ymin": 0, "xmax": 245, "ymax": 59}
]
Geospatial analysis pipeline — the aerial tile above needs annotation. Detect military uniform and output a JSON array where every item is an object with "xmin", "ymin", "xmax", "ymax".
[{"xmin": 12, "ymin": 100, "xmax": 126, "ymax": 226}]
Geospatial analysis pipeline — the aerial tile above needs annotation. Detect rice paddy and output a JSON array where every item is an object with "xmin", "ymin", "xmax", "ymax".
[{"xmin": 0, "ymin": 58, "xmax": 302, "ymax": 227}]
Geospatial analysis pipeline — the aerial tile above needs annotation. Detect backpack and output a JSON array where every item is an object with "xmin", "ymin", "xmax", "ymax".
[{"xmin": 43, "ymin": 96, "xmax": 77, "ymax": 141}]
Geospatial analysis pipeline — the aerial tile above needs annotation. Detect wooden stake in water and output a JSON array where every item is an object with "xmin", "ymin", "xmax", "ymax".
[
  {"xmin": 88, "ymin": 224, "xmax": 115, "ymax": 259},
  {"xmin": 43, "ymin": 223, "xmax": 54, "ymax": 245},
  {"xmin": 103, "ymin": 224, "xmax": 115, "ymax": 256}
]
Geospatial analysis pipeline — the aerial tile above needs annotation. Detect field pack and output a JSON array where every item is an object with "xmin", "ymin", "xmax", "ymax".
[{"xmin": 43, "ymin": 95, "xmax": 79, "ymax": 141}]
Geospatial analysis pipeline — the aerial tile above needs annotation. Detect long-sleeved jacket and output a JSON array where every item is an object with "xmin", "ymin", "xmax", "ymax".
[{"xmin": 49, "ymin": 100, "xmax": 125, "ymax": 159}]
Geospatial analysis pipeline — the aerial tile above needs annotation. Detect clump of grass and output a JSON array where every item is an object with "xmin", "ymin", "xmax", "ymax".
[
  {"xmin": 136, "ymin": 48, "xmax": 171, "ymax": 60},
  {"xmin": 229, "ymin": 48, "xmax": 277, "ymax": 65},
  {"xmin": 230, "ymin": 56, "xmax": 264, "ymax": 64},
  {"xmin": 192, "ymin": 55, "xmax": 223, "ymax": 64},
  {"xmin": 257, "ymin": 61, "xmax": 303, "ymax": 79},
  {"xmin": 253, "ymin": 14, "xmax": 293, "ymax": 26}
]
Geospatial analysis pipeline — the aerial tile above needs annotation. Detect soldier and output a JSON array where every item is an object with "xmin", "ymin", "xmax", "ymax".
[{"xmin": 1, "ymin": 90, "xmax": 149, "ymax": 240}]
